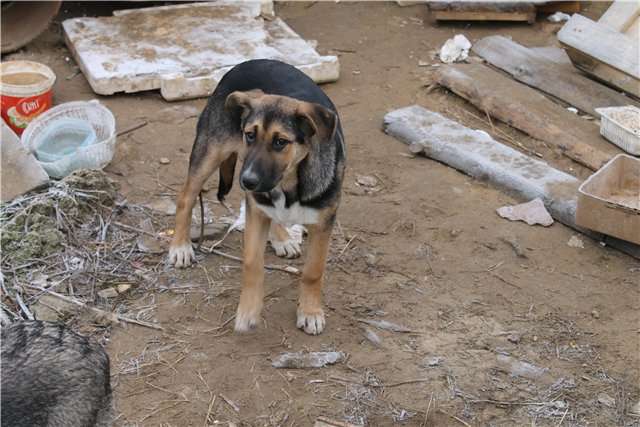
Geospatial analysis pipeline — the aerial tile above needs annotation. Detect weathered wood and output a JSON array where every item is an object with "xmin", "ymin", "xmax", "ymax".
[
  {"xmin": 536, "ymin": 1, "xmax": 581, "ymax": 14},
  {"xmin": 429, "ymin": 2, "xmax": 536, "ymax": 23},
  {"xmin": 598, "ymin": 0, "xmax": 640, "ymax": 32},
  {"xmin": 472, "ymin": 36, "xmax": 638, "ymax": 117},
  {"xmin": 564, "ymin": 47, "xmax": 640, "ymax": 98},
  {"xmin": 433, "ymin": 64, "xmax": 621, "ymax": 171},
  {"xmin": 384, "ymin": 105, "xmax": 640, "ymax": 259},
  {"xmin": 558, "ymin": 14, "xmax": 639, "ymax": 79}
]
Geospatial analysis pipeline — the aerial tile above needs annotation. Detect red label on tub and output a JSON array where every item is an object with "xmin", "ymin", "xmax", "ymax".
[{"xmin": 1, "ymin": 91, "xmax": 52, "ymax": 136}]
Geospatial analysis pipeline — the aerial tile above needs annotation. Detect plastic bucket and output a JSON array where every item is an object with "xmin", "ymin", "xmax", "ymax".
[{"xmin": 0, "ymin": 61, "xmax": 56, "ymax": 136}]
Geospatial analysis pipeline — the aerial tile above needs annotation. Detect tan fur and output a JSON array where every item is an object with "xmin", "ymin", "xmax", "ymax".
[{"xmin": 170, "ymin": 91, "xmax": 341, "ymax": 334}]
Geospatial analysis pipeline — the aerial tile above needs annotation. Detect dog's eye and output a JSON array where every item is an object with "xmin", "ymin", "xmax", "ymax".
[
  {"xmin": 244, "ymin": 131, "xmax": 256, "ymax": 143},
  {"xmin": 272, "ymin": 138, "xmax": 289, "ymax": 151}
]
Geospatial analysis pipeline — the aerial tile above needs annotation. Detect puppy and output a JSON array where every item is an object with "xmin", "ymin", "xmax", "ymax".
[
  {"xmin": 1, "ymin": 321, "xmax": 112, "ymax": 427},
  {"xmin": 168, "ymin": 59, "xmax": 345, "ymax": 335}
]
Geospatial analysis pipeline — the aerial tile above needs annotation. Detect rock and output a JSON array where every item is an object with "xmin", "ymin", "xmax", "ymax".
[
  {"xmin": 145, "ymin": 198, "xmax": 176, "ymax": 215},
  {"xmin": 423, "ymin": 356, "xmax": 444, "ymax": 367},
  {"xmin": 159, "ymin": 157, "xmax": 171, "ymax": 165},
  {"xmin": 507, "ymin": 333, "xmax": 521, "ymax": 344},
  {"xmin": 597, "ymin": 393, "xmax": 615, "ymax": 408},
  {"xmin": 567, "ymin": 235, "xmax": 585, "ymax": 249},
  {"xmin": 362, "ymin": 327, "xmax": 382, "ymax": 347},
  {"xmin": 1, "ymin": 120, "xmax": 49, "ymax": 202},
  {"xmin": 136, "ymin": 218, "xmax": 165, "ymax": 253},
  {"xmin": 116, "ymin": 284, "xmax": 132, "ymax": 294},
  {"xmin": 98, "ymin": 288, "xmax": 118, "ymax": 299},
  {"xmin": 32, "ymin": 295, "xmax": 77, "ymax": 322},
  {"xmin": 497, "ymin": 198, "xmax": 554, "ymax": 227},
  {"xmin": 591, "ymin": 309, "xmax": 600, "ymax": 319},
  {"xmin": 439, "ymin": 34, "xmax": 471, "ymax": 64},
  {"xmin": 272, "ymin": 351, "xmax": 346, "ymax": 369},
  {"xmin": 355, "ymin": 174, "xmax": 378, "ymax": 188},
  {"xmin": 496, "ymin": 354, "xmax": 549, "ymax": 380}
]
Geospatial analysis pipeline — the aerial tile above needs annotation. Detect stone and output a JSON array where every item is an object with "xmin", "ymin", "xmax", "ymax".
[{"xmin": 497, "ymin": 198, "xmax": 554, "ymax": 227}]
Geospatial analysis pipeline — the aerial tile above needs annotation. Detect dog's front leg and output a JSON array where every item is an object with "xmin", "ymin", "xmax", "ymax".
[
  {"xmin": 235, "ymin": 197, "xmax": 271, "ymax": 332},
  {"xmin": 297, "ymin": 222, "xmax": 332, "ymax": 335},
  {"xmin": 169, "ymin": 142, "xmax": 230, "ymax": 268}
]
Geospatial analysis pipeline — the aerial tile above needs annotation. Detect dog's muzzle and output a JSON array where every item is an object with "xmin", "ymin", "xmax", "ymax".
[{"xmin": 240, "ymin": 170, "xmax": 260, "ymax": 191}]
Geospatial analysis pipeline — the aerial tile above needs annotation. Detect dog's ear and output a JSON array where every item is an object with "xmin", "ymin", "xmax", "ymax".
[
  {"xmin": 296, "ymin": 102, "xmax": 337, "ymax": 142},
  {"xmin": 225, "ymin": 89, "xmax": 264, "ymax": 128}
]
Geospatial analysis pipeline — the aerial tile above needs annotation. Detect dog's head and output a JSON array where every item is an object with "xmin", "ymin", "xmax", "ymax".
[{"xmin": 225, "ymin": 89, "xmax": 337, "ymax": 193}]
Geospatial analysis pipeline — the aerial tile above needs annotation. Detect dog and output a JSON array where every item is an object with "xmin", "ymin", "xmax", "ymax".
[
  {"xmin": 168, "ymin": 59, "xmax": 345, "ymax": 335},
  {"xmin": 1, "ymin": 321, "xmax": 113, "ymax": 427}
]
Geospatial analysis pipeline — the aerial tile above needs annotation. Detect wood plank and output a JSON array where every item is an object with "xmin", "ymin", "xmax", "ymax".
[
  {"xmin": 536, "ymin": 1, "xmax": 581, "ymax": 14},
  {"xmin": 433, "ymin": 63, "xmax": 622, "ymax": 171},
  {"xmin": 384, "ymin": 105, "xmax": 640, "ymax": 259},
  {"xmin": 558, "ymin": 14, "xmax": 640, "ymax": 79},
  {"xmin": 598, "ymin": 0, "xmax": 640, "ymax": 32},
  {"xmin": 624, "ymin": 16, "xmax": 640, "ymax": 41},
  {"xmin": 433, "ymin": 11, "xmax": 536, "ymax": 22},
  {"xmin": 429, "ymin": 1, "xmax": 536, "ymax": 22},
  {"xmin": 472, "ymin": 35, "xmax": 639, "ymax": 117},
  {"xmin": 564, "ymin": 46, "xmax": 640, "ymax": 98}
]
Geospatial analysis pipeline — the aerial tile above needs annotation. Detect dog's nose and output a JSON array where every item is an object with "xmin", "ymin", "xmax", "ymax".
[{"xmin": 241, "ymin": 171, "xmax": 260, "ymax": 191}]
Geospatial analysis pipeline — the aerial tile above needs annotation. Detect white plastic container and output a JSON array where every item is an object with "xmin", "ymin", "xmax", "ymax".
[
  {"xmin": 21, "ymin": 100, "xmax": 116, "ymax": 179},
  {"xmin": 595, "ymin": 105, "xmax": 640, "ymax": 156}
]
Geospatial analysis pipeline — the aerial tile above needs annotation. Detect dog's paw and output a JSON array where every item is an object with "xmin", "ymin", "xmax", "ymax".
[
  {"xmin": 234, "ymin": 308, "xmax": 260, "ymax": 333},
  {"xmin": 168, "ymin": 243, "xmax": 195, "ymax": 268},
  {"xmin": 270, "ymin": 238, "xmax": 302, "ymax": 259},
  {"xmin": 296, "ymin": 307, "xmax": 325, "ymax": 335},
  {"xmin": 269, "ymin": 224, "xmax": 305, "ymax": 259}
]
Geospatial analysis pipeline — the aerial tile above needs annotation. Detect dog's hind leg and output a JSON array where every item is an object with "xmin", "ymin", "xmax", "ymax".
[
  {"xmin": 169, "ymin": 139, "xmax": 234, "ymax": 268},
  {"xmin": 235, "ymin": 196, "xmax": 271, "ymax": 332},
  {"xmin": 297, "ymin": 222, "xmax": 333, "ymax": 335}
]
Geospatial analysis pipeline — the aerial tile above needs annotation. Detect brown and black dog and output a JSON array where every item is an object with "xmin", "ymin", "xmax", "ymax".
[{"xmin": 169, "ymin": 59, "xmax": 345, "ymax": 335}]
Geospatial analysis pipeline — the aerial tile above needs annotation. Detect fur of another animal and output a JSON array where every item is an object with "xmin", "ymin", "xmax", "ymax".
[{"xmin": 1, "ymin": 321, "xmax": 112, "ymax": 427}]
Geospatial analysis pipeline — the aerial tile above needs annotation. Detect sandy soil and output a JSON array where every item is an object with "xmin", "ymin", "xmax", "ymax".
[{"xmin": 6, "ymin": 2, "xmax": 639, "ymax": 426}]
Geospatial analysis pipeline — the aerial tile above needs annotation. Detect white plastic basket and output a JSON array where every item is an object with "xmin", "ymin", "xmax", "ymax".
[
  {"xmin": 595, "ymin": 105, "xmax": 640, "ymax": 156},
  {"xmin": 21, "ymin": 100, "xmax": 116, "ymax": 178}
]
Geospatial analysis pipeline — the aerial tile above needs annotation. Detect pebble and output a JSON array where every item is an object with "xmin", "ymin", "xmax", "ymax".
[
  {"xmin": 597, "ymin": 393, "xmax": 615, "ymax": 408},
  {"xmin": 591, "ymin": 309, "xmax": 600, "ymax": 319},
  {"xmin": 159, "ymin": 157, "xmax": 171, "ymax": 165}
]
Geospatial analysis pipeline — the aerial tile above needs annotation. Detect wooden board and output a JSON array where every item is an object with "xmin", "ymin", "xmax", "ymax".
[
  {"xmin": 598, "ymin": 0, "xmax": 640, "ymax": 32},
  {"xmin": 558, "ymin": 14, "xmax": 639, "ymax": 79},
  {"xmin": 429, "ymin": 2, "xmax": 536, "ymax": 23},
  {"xmin": 564, "ymin": 47, "xmax": 640, "ymax": 98},
  {"xmin": 472, "ymin": 36, "xmax": 639, "ymax": 117},
  {"xmin": 536, "ymin": 1, "xmax": 581, "ymax": 14},
  {"xmin": 433, "ymin": 64, "xmax": 622, "ymax": 171},
  {"xmin": 384, "ymin": 105, "xmax": 640, "ymax": 259}
]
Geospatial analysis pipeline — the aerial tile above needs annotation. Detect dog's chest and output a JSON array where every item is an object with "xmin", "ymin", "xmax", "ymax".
[{"xmin": 255, "ymin": 190, "xmax": 319, "ymax": 226}]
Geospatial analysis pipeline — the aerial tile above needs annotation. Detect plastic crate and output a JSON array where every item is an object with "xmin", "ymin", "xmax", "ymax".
[{"xmin": 595, "ymin": 105, "xmax": 640, "ymax": 156}]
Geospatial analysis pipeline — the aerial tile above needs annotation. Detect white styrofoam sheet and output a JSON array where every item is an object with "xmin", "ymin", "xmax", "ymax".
[{"xmin": 62, "ymin": 1, "xmax": 339, "ymax": 101}]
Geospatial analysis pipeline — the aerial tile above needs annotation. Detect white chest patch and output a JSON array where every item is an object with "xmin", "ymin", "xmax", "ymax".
[{"xmin": 255, "ymin": 190, "xmax": 320, "ymax": 226}]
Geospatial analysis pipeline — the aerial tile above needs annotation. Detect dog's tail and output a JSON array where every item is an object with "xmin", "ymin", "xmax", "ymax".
[{"xmin": 217, "ymin": 152, "xmax": 238, "ymax": 203}]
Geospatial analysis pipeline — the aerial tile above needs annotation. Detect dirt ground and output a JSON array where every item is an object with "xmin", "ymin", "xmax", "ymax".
[{"xmin": 6, "ymin": 2, "xmax": 639, "ymax": 426}]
